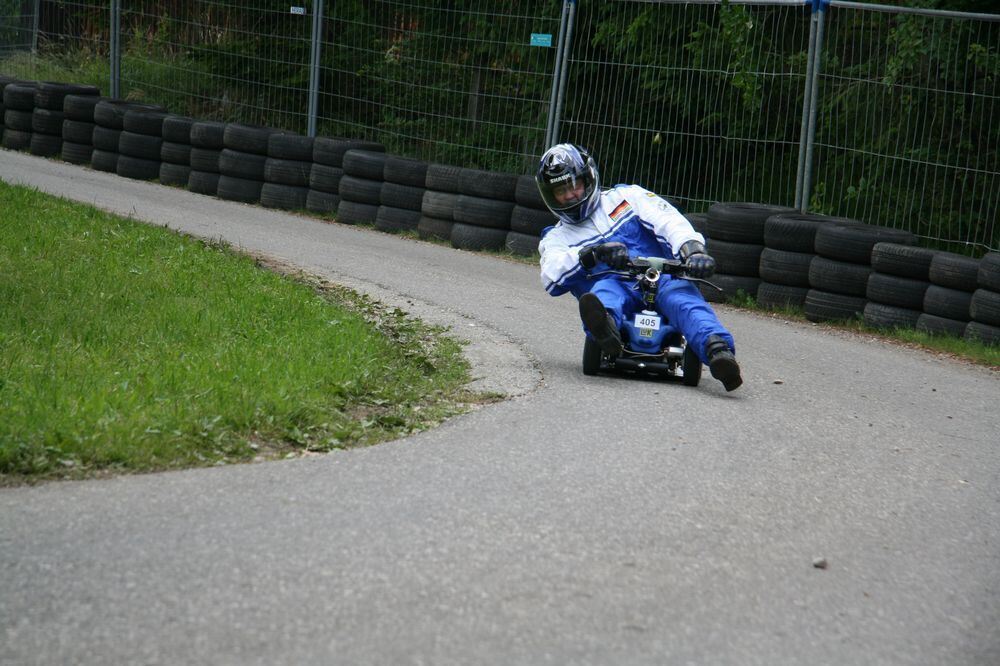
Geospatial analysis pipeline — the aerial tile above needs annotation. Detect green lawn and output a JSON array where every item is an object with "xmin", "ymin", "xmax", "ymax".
[{"xmin": 0, "ymin": 182, "xmax": 473, "ymax": 482}]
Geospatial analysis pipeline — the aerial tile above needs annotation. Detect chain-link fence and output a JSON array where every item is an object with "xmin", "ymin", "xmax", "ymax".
[{"xmin": 1, "ymin": 0, "xmax": 997, "ymax": 252}]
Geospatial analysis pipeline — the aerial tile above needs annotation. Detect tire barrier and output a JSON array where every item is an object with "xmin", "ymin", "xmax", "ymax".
[
  {"xmin": 3, "ymin": 82, "xmax": 39, "ymax": 152},
  {"xmin": 118, "ymin": 109, "xmax": 168, "ymax": 180},
  {"xmin": 262, "ymin": 133, "xmax": 313, "ymax": 211},
  {"xmin": 418, "ymin": 164, "xmax": 462, "ymax": 242},
  {"xmin": 92, "ymin": 100, "xmax": 165, "ymax": 173},
  {"xmin": 159, "ymin": 115, "xmax": 194, "ymax": 187},
  {"xmin": 336, "ymin": 149, "xmax": 387, "ymax": 225},
  {"xmin": 187, "ymin": 120, "xmax": 226, "ymax": 195},
  {"xmin": 967, "ymin": 252, "xmax": 1000, "ymax": 346},
  {"xmin": 61, "ymin": 94, "xmax": 101, "ymax": 164}
]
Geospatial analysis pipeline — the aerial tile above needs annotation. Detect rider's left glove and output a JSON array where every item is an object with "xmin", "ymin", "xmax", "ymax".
[{"xmin": 679, "ymin": 240, "xmax": 716, "ymax": 279}]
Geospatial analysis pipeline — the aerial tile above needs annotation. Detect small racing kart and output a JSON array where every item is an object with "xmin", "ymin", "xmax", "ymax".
[{"xmin": 582, "ymin": 256, "xmax": 719, "ymax": 384}]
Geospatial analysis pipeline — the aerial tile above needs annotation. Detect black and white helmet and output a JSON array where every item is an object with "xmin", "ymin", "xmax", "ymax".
[{"xmin": 535, "ymin": 143, "xmax": 601, "ymax": 225}]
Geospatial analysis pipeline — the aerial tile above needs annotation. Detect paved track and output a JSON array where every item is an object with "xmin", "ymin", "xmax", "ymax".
[{"xmin": 2, "ymin": 152, "xmax": 998, "ymax": 665}]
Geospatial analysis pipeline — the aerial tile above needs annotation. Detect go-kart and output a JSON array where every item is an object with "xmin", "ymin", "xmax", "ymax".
[{"xmin": 582, "ymin": 256, "xmax": 720, "ymax": 384}]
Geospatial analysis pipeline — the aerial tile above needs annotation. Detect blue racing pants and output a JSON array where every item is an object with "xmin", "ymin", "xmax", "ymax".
[{"xmin": 585, "ymin": 276, "xmax": 735, "ymax": 364}]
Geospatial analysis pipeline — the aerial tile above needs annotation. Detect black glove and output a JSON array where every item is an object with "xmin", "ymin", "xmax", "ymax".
[
  {"xmin": 580, "ymin": 242, "xmax": 629, "ymax": 270},
  {"xmin": 679, "ymin": 240, "xmax": 716, "ymax": 279}
]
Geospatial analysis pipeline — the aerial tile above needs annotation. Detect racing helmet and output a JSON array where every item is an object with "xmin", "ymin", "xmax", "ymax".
[{"xmin": 535, "ymin": 143, "xmax": 601, "ymax": 225}]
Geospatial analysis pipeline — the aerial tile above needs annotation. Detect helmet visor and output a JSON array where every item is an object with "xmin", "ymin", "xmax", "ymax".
[{"xmin": 538, "ymin": 169, "xmax": 597, "ymax": 216}]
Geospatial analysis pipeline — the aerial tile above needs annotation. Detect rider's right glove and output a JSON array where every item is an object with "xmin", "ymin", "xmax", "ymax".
[
  {"xmin": 679, "ymin": 240, "xmax": 716, "ymax": 279},
  {"xmin": 580, "ymin": 242, "xmax": 630, "ymax": 270}
]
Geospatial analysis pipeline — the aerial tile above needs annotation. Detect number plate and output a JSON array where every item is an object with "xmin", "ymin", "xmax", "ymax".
[{"xmin": 634, "ymin": 313, "xmax": 661, "ymax": 330}]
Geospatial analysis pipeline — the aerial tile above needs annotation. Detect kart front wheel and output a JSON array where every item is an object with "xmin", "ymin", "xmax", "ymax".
[
  {"xmin": 681, "ymin": 344, "xmax": 702, "ymax": 386},
  {"xmin": 582, "ymin": 336, "xmax": 602, "ymax": 376}
]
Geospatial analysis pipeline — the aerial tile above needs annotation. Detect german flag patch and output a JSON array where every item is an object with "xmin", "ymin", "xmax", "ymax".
[{"xmin": 610, "ymin": 201, "xmax": 632, "ymax": 222}]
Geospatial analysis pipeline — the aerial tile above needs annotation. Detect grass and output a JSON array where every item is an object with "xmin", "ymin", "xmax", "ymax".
[{"xmin": 0, "ymin": 181, "xmax": 477, "ymax": 484}]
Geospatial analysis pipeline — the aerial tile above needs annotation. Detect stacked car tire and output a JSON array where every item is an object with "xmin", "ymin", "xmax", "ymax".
[
  {"xmin": 218, "ymin": 124, "xmax": 276, "ymax": 204},
  {"xmin": 2, "ymin": 81, "xmax": 38, "ymax": 152},
  {"xmin": 967, "ymin": 253, "xmax": 1000, "ymax": 346},
  {"xmin": 916, "ymin": 252, "xmax": 981, "ymax": 337},
  {"xmin": 375, "ymin": 155, "xmax": 427, "ymax": 234},
  {"xmin": 61, "ymin": 94, "xmax": 105, "ymax": 165},
  {"xmin": 418, "ymin": 164, "xmax": 463, "ymax": 241},
  {"xmin": 862, "ymin": 243, "xmax": 938, "ymax": 330},
  {"xmin": 118, "ymin": 108, "xmax": 168, "ymax": 180},
  {"xmin": 158, "ymin": 115, "xmax": 194, "ymax": 187},
  {"xmin": 506, "ymin": 175, "xmax": 554, "ymax": 256},
  {"xmin": 91, "ymin": 100, "xmax": 165, "ymax": 174},
  {"xmin": 30, "ymin": 83, "xmax": 99, "ymax": 157},
  {"xmin": 452, "ymin": 168, "xmax": 518, "ymax": 251},
  {"xmin": 262, "ymin": 132, "xmax": 314, "ymax": 210},
  {"xmin": 187, "ymin": 120, "xmax": 226, "ymax": 195},
  {"xmin": 338, "ymin": 147, "xmax": 388, "ymax": 225}
]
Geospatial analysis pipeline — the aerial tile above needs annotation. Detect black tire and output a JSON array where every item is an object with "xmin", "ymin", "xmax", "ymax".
[
  {"xmin": 60, "ymin": 141, "xmax": 93, "ymax": 164},
  {"xmin": 309, "ymin": 163, "xmax": 343, "ymax": 194},
  {"xmin": 865, "ymin": 273, "xmax": 930, "ymax": 310},
  {"xmin": 31, "ymin": 108, "xmax": 63, "ymax": 134},
  {"xmin": 454, "ymin": 195, "xmax": 514, "ymax": 230},
  {"xmin": 870, "ymin": 242, "xmax": 938, "ymax": 280},
  {"xmin": 119, "ymin": 131, "xmax": 162, "ymax": 160},
  {"xmin": 94, "ymin": 101, "xmax": 163, "ymax": 130},
  {"xmin": 4, "ymin": 109, "xmax": 32, "ymax": 131},
  {"xmin": 4, "ymin": 83, "xmax": 38, "ymax": 110},
  {"xmin": 383, "ymin": 155, "xmax": 428, "ymax": 187},
  {"xmin": 161, "ymin": 115, "xmax": 195, "ymax": 144},
  {"xmin": 978, "ymin": 252, "xmax": 1000, "ymax": 291},
  {"xmin": 219, "ymin": 148, "xmax": 267, "ymax": 180},
  {"xmin": 970, "ymin": 289, "xmax": 1000, "ymax": 327},
  {"xmin": 698, "ymin": 274, "xmax": 760, "ymax": 303},
  {"xmin": 916, "ymin": 313, "xmax": 966, "ymax": 338},
  {"xmin": 758, "ymin": 248, "xmax": 813, "ymax": 287},
  {"xmin": 706, "ymin": 202, "xmax": 797, "ymax": 244},
  {"xmin": 510, "ymin": 205, "xmax": 556, "ymax": 236},
  {"xmin": 756, "ymin": 282, "xmax": 809, "ymax": 310},
  {"xmin": 62, "ymin": 119, "xmax": 95, "ymax": 144},
  {"xmin": 417, "ymin": 216, "xmax": 453, "ymax": 242},
  {"xmin": 380, "ymin": 181, "xmax": 425, "ymax": 211},
  {"xmin": 29, "ymin": 132, "xmax": 62, "ymax": 156},
  {"xmin": 681, "ymin": 344, "xmax": 702, "ymax": 386},
  {"xmin": 814, "ymin": 224, "xmax": 916, "ymax": 264},
  {"xmin": 116, "ymin": 154, "xmax": 160, "ymax": 180},
  {"xmin": 451, "ymin": 222, "xmax": 507, "ymax": 251},
  {"xmin": 808, "ymin": 256, "xmax": 873, "ymax": 297},
  {"xmin": 223, "ymin": 123, "xmax": 275, "ymax": 155},
  {"xmin": 505, "ymin": 231, "xmax": 540, "ymax": 257},
  {"xmin": 705, "ymin": 240, "xmax": 763, "ymax": 277},
  {"xmin": 187, "ymin": 170, "xmax": 220, "ymax": 195},
  {"xmin": 515, "ymin": 174, "xmax": 546, "ymax": 209},
  {"xmin": 313, "ymin": 137, "xmax": 384, "ymax": 167},
  {"xmin": 123, "ymin": 109, "xmax": 168, "ymax": 136},
  {"xmin": 264, "ymin": 158, "xmax": 311, "ymax": 187},
  {"xmin": 685, "ymin": 213, "xmax": 709, "ymax": 236},
  {"xmin": 306, "ymin": 189, "xmax": 340, "ymax": 215},
  {"xmin": 863, "ymin": 302, "xmax": 921, "ymax": 330},
  {"xmin": 34, "ymin": 82, "xmax": 99, "ymax": 110},
  {"xmin": 421, "ymin": 191, "xmax": 458, "ymax": 220},
  {"xmin": 260, "ymin": 183, "xmax": 308, "ymax": 210},
  {"xmin": 342, "ymin": 149, "xmax": 387, "ymax": 180},
  {"xmin": 90, "ymin": 149, "xmax": 119, "ymax": 172},
  {"xmin": 339, "ymin": 175, "xmax": 383, "ymax": 204},
  {"xmin": 459, "ymin": 168, "xmax": 518, "ymax": 200},
  {"xmin": 159, "ymin": 162, "xmax": 191, "ymax": 187},
  {"xmin": 91, "ymin": 125, "xmax": 121, "ymax": 151},
  {"xmin": 804, "ymin": 289, "xmax": 866, "ymax": 323},
  {"xmin": 928, "ymin": 252, "xmax": 980, "ymax": 292},
  {"xmin": 217, "ymin": 175, "xmax": 264, "ymax": 203},
  {"xmin": 267, "ymin": 132, "xmax": 313, "ymax": 161},
  {"xmin": 63, "ymin": 94, "xmax": 104, "ymax": 122},
  {"xmin": 189, "ymin": 147, "xmax": 221, "ymax": 173},
  {"xmin": 964, "ymin": 320, "xmax": 1000, "ymax": 346},
  {"xmin": 3, "ymin": 129, "xmax": 32, "ymax": 151},
  {"xmin": 922, "ymin": 285, "xmax": 972, "ymax": 321},
  {"xmin": 375, "ymin": 205, "xmax": 421, "ymax": 233},
  {"xmin": 190, "ymin": 121, "xmax": 227, "ymax": 149},
  {"xmin": 425, "ymin": 163, "xmax": 463, "ymax": 193},
  {"xmin": 582, "ymin": 336, "xmax": 602, "ymax": 376},
  {"xmin": 336, "ymin": 200, "xmax": 378, "ymax": 225},
  {"xmin": 763, "ymin": 213, "xmax": 860, "ymax": 252},
  {"xmin": 160, "ymin": 141, "xmax": 191, "ymax": 165}
]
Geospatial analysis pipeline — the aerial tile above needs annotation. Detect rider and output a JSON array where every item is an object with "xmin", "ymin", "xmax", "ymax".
[{"xmin": 535, "ymin": 143, "xmax": 742, "ymax": 391}]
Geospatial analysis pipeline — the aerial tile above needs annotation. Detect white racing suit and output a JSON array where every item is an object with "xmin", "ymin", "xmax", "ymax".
[{"xmin": 539, "ymin": 184, "xmax": 735, "ymax": 364}]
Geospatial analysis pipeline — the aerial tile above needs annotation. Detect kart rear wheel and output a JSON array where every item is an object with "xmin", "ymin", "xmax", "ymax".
[
  {"xmin": 582, "ymin": 336, "xmax": 602, "ymax": 376},
  {"xmin": 681, "ymin": 345, "xmax": 702, "ymax": 386}
]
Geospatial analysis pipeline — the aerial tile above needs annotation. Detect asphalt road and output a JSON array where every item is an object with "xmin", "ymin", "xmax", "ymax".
[{"xmin": 1, "ymin": 152, "xmax": 998, "ymax": 665}]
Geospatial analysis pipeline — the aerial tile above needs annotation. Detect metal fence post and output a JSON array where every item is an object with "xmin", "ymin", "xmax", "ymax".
[
  {"xmin": 31, "ymin": 0, "xmax": 41, "ymax": 53},
  {"xmin": 550, "ymin": 0, "xmax": 577, "ymax": 147},
  {"xmin": 544, "ymin": 1, "xmax": 571, "ymax": 150},
  {"xmin": 800, "ymin": 0, "xmax": 827, "ymax": 212},
  {"xmin": 794, "ymin": 1, "xmax": 819, "ymax": 210},
  {"xmin": 307, "ymin": 0, "xmax": 324, "ymax": 137},
  {"xmin": 109, "ymin": 0, "xmax": 120, "ymax": 99}
]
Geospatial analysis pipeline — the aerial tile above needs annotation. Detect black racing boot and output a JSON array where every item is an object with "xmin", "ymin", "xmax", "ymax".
[
  {"xmin": 579, "ymin": 293, "xmax": 623, "ymax": 356},
  {"xmin": 705, "ymin": 335, "xmax": 742, "ymax": 391}
]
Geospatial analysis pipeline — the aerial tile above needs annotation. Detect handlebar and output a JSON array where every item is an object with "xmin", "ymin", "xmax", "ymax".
[{"xmin": 587, "ymin": 256, "xmax": 723, "ymax": 291}]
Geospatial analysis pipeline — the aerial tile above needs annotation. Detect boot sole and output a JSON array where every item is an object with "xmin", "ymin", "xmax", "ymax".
[
  {"xmin": 709, "ymin": 356, "xmax": 743, "ymax": 391},
  {"xmin": 579, "ymin": 293, "xmax": 622, "ymax": 355}
]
